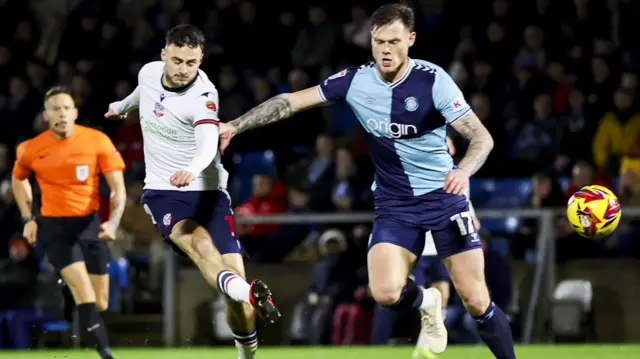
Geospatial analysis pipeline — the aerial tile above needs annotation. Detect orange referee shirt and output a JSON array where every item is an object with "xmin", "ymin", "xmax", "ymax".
[{"xmin": 12, "ymin": 125, "xmax": 126, "ymax": 218}]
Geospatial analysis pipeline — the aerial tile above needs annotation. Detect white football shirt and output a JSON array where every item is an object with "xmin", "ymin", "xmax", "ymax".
[{"xmin": 115, "ymin": 61, "xmax": 228, "ymax": 191}]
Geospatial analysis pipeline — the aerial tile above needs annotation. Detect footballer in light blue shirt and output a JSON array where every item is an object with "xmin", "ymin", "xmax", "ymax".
[{"xmin": 219, "ymin": 4, "xmax": 514, "ymax": 359}]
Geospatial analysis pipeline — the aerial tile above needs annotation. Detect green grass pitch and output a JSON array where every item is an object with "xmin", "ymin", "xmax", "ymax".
[{"xmin": 0, "ymin": 345, "xmax": 638, "ymax": 359}]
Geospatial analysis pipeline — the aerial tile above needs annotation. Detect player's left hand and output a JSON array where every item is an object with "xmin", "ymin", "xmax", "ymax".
[
  {"xmin": 98, "ymin": 222, "xmax": 116, "ymax": 241},
  {"xmin": 170, "ymin": 170, "xmax": 195, "ymax": 188},
  {"xmin": 444, "ymin": 168, "xmax": 470, "ymax": 195}
]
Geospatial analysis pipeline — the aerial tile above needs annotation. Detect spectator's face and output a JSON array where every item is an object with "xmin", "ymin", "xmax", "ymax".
[
  {"xmin": 316, "ymin": 135, "xmax": 333, "ymax": 157},
  {"xmin": 279, "ymin": 12, "xmax": 294, "ymax": 26},
  {"xmin": 252, "ymin": 175, "xmax": 272, "ymax": 197},
  {"xmin": 71, "ymin": 75, "xmax": 90, "ymax": 96},
  {"xmin": 57, "ymin": 61, "xmax": 73, "ymax": 78},
  {"xmin": 546, "ymin": 62, "xmax": 565, "ymax": 82},
  {"xmin": 471, "ymin": 94, "xmax": 491, "ymax": 121},
  {"xmin": 288, "ymin": 69, "xmax": 310, "ymax": 92},
  {"xmin": 76, "ymin": 59, "xmax": 94, "ymax": 74},
  {"xmin": 591, "ymin": 58, "xmax": 609, "ymax": 78},
  {"xmin": 593, "ymin": 38, "xmax": 613, "ymax": 56},
  {"xmin": 473, "ymin": 61, "xmax": 492, "ymax": 79},
  {"xmin": 220, "ymin": 72, "xmax": 237, "ymax": 93},
  {"xmin": 515, "ymin": 68, "xmax": 532, "ymax": 86},
  {"xmin": 371, "ymin": 20, "xmax": 415, "ymax": 77},
  {"xmin": 614, "ymin": 90, "xmax": 632, "ymax": 111},
  {"xmin": 569, "ymin": 89, "xmax": 584, "ymax": 108},
  {"xmin": 309, "ymin": 6, "xmax": 326, "ymax": 26},
  {"xmin": 351, "ymin": 6, "xmax": 367, "ymax": 22},
  {"xmin": 533, "ymin": 94, "xmax": 552, "ymax": 118},
  {"xmin": 15, "ymin": 21, "xmax": 33, "ymax": 41},
  {"xmin": 524, "ymin": 26, "xmax": 543, "ymax": 49},
  {"xmin": 533, "ymin": 176, "xmax": 551, "ymax": 198},
  {"xmin": 621, "ymin": 72, "xmax": 638, "ymax": 90},
  {"xmin": 161, "ymin": 44, "xmax": 203, "ymax": 87},
  {"xmin": 115, "ymin": 80, "xmax": 132, "ymax": 100},
  {"xmin": 288, "ymin": 188, "xmax": 309, "ymax": 208},
  {"xmin": 9, "ymin": 77, "xmax": 28, "ymax": 98},
  {"xmin": 487, "ymin": 22, "xmax": 505, "ymax": 43},
  {"xmin": 101, "ymin": 22, "xmax": 117, "ymax": 41},
  {"xmin": 239, "ymin": 2, "xmax": 256, "ymax": 24},
  {"xmin": 336, "ymin": 148, "xmax": 354, "ymax": 178},
  {"xmin": 80, "ymin": 16, "xmax": 98, "ymax": 33},
  {"xmin": 251, "ymin": 77, "xmax": 271, "ymax": 102},
  {"xmin": 492, "ymin": 0, "xmax": 509, "ymax": 16},
  {"xmin": 572, "ymin": 164, "xmax": 593, "ymax": 188},
  {"xmin": 43, "ymin": 93, "xmax": 78, "ymax": 137}
]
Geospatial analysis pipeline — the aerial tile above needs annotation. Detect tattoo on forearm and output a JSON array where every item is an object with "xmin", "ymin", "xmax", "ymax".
[
  {"xmin": 230, "ymin": 95, "xmax": 293, "ymax": 134},
  {"xmin": 454, "ymin": 114, "xmax": 493, "ymax": 176},
  {"xmin": 108, "ymin": 198, "xmax": 126, "ymax": 231}
]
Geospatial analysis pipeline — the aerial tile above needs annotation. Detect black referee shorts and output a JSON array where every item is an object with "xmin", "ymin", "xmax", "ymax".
[{"xmin": 38, "ymin": 212, "xmax": 111, "ymax": 275}]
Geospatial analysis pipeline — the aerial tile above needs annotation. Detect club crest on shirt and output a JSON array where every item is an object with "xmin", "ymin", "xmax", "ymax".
[
  {"xmin": 404, "ymin": 96, "xmax": 419, "ymax": 112},
  {"xmin": 76, "ymin": 165, "xmax": 89, "ymax": 181},
  {"xmin": 153, "ymin": 102, "xmax": 165, "ymax": 117},
  {"xmin": 205, "ymin": 100, "xmax": 216, "ymax": 111},
  {"xmin": 163, "ymin": 213, "xmax": 172, "ymax": 227}
]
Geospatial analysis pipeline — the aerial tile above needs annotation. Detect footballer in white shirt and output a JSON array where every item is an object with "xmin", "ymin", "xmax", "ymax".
[{"xmin": 105, "ymin": 24, "xmax": 279, "ymax": 359}]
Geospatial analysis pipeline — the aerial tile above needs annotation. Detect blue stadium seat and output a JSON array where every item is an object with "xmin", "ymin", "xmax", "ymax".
[
  {"xmin": 108, "ymin": 258, "xmax": 129, "ymax": 312},
  {"xmin": 232, "ymin": 151, "xmax": 277, "ymax": 203}
]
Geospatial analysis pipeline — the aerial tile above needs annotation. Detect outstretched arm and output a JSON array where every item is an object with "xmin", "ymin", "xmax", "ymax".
[
  {"xmin": 107, "ymin": 86, "xmax": 140, "ymax": 118},
  {"xmin": 450, "ymin": 111, "xmax": 494, "ymax": 176},
  {"xmin": 229, "ymin": 86, "xmax": 326, "ymax": 134}
]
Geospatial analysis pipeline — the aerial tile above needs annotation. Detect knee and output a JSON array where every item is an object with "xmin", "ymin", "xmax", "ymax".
[
  {"xmin": 95, "ymin": 296, "xmax": 109, "ymax": 312},
  {"xmin": 458, "ymin": 287, "xmax": 491, "ymax": 316},
  {"xmin": 369, "ymin": 283, "xmax": 404, "ymax": 306}
]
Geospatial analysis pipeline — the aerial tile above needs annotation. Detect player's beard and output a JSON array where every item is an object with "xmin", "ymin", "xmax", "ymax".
[{"xmin": 164, "ymin": 72, "xmax": 193, "ymax": 88}]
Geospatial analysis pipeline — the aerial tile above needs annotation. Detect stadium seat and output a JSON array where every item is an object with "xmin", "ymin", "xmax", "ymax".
[
  {"xmin": 108, "ymin": 258, "xmax": 129, "ymax": 312},
  {"xmin": 548, "ymin": 279, "xmax": 595, "ymax": 342},
  {"xmin": 231, "ymin": 151, "xmax": 277, "ymax": 203}
]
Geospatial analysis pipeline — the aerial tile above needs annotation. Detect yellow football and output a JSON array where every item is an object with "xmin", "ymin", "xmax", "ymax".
[{"xmin": 566, "ymin": 185, "xmax": 622, "ymax": 239}]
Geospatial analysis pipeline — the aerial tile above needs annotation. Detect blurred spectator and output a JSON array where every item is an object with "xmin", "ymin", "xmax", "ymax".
[
  {"xmin": 291, "ymin": 6, "xmax": 338, "ymax": 69},
  {"xmin": 565, "ymin": 160, "xmax": 612, "ymax": 198},
  {"xmin": 236, "ymin": 173, "xmax": 287, "ymax": 238},
  {"xmin": 592, "ymin": 88, "xmax": 640, "ymax": 171},
  {"xmin": 291, "ymin": 134, "xmax": 336, "ymax": 211},
  {"xmin": 510, "ymin": 93, "xmax": 563, "ymax": 175},
  {"xmin": 512, "ymin": 170, "xmax": 566, "ymax": 259}
]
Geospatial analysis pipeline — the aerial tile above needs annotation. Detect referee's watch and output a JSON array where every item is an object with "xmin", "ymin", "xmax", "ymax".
[{"xmin": 21, "ymin": 216, "xmax": 36, "ymax": 225}]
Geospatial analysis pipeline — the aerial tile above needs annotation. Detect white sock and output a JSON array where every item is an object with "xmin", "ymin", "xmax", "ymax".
[
  {"xmin": 419, "ymin": 288, "xmax": 437, "ymax": 310},
  {"xmin": 234, "ymin": 329, "xmax": 258, "ymax": 359},
  {"xmin": 217, "ymin": 270, "xmax": 251, "ymax": 303}
]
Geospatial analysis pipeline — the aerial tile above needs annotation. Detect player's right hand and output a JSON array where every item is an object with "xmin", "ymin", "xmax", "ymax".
[
  {"xmin": 23, "ymin": 220, "xmax": 38, "ymax": 245},
  {"xmin": 218, "ymin": 122, "xmax": 237, "ymax": 155},
  {"xmin": 104, "ymin": 107, "xmax": 127, "ymax": 120},
  {"xmin": 170, "ymin": 170, "xmax": 195, "ymax": 188}
]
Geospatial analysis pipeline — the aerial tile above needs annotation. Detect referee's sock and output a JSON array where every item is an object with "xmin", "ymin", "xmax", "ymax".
[{"xmin": 77, "ymin": 303, "xmax": 114, "ymax": 359}]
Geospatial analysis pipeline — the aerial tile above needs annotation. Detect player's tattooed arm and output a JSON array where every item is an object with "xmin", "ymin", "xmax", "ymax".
[
  {"xmin": 230, "ymin": 87, "xmax": 326, "ymax": 134},
  {"xmin": 230, "ymin": 95, "xmax": 292, "ymax": 133},
  {"xmin": 450, "ymin": 111, "xmax": 494, "ymax": 176}
]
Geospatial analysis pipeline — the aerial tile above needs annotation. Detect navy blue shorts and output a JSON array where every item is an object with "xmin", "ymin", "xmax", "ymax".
[
  {"xmin": 140, "ymin": 189, "xmax": 241, "ymax": 256},
  {"xmin": 370, "ymin": 189, "xmax": 481, "ymax": 259},
  {"xmin": 410, "ymin": 255, "xmax": 450, "ymax": 287}
]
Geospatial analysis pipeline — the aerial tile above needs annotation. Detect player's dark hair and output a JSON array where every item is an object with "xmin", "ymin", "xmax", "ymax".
[
  {"xmin": 43, "ymin": 85, "xmax": 73, "ymax": 104},
  {"xmin": 371, "ymin": 3, "xmax": 415, "ymax": 31},
  {"xmin": 165, "ymin": 24, "xmax": 205, "ymax": 49}
]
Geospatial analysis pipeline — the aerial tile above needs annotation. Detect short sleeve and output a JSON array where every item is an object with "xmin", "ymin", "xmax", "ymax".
[
  {"xmin": 12, "ymin": 141, "xmax": 32, "ymax": 180},
  {"xmin": 432, "ymin": 68, "xmax": 471, "ymax": 124},
  {"xmin": 192, "ymin": 90, "xmax": 220, "ymax": 127},
  {"xmin": 317, "ymin": 67, "xmax": 358, "ymax": 103},
  {"xmin": 96, "ymin": 132, "xmax": 126, "ymax": 173}
]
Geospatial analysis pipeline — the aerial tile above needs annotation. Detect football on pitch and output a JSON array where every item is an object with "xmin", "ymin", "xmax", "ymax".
[{"xmin": 566, "ymin": 185, "xmax": 622, "ymax": 239}]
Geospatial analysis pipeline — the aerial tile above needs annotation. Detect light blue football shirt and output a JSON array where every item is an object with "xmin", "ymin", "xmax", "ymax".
[{"xmin": 317, "ymin": 59, "xmax": 472, "ymax": 198}]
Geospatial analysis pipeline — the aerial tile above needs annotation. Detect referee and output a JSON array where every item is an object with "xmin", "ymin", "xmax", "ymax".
[{"xmin": 11, "ymin": 86, "xmax": 126, "ymax": 359}]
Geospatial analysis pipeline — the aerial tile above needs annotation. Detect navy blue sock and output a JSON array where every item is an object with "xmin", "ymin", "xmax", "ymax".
[
  {"xmin": 473, "ymin": 302, "xmax": 516, "ymax": 359},
  {"xmin": 371, "ymin": 304, "xmax": 400, "ymax": 344},
  {"xmin": 382, "ymin": 278, "xmax": 423, "ymax": 311}
]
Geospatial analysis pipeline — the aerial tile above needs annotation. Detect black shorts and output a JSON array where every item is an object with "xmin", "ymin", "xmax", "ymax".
[{"xmin": 38, "ymin": 212, "xmax": 110, "ymax": 275}]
